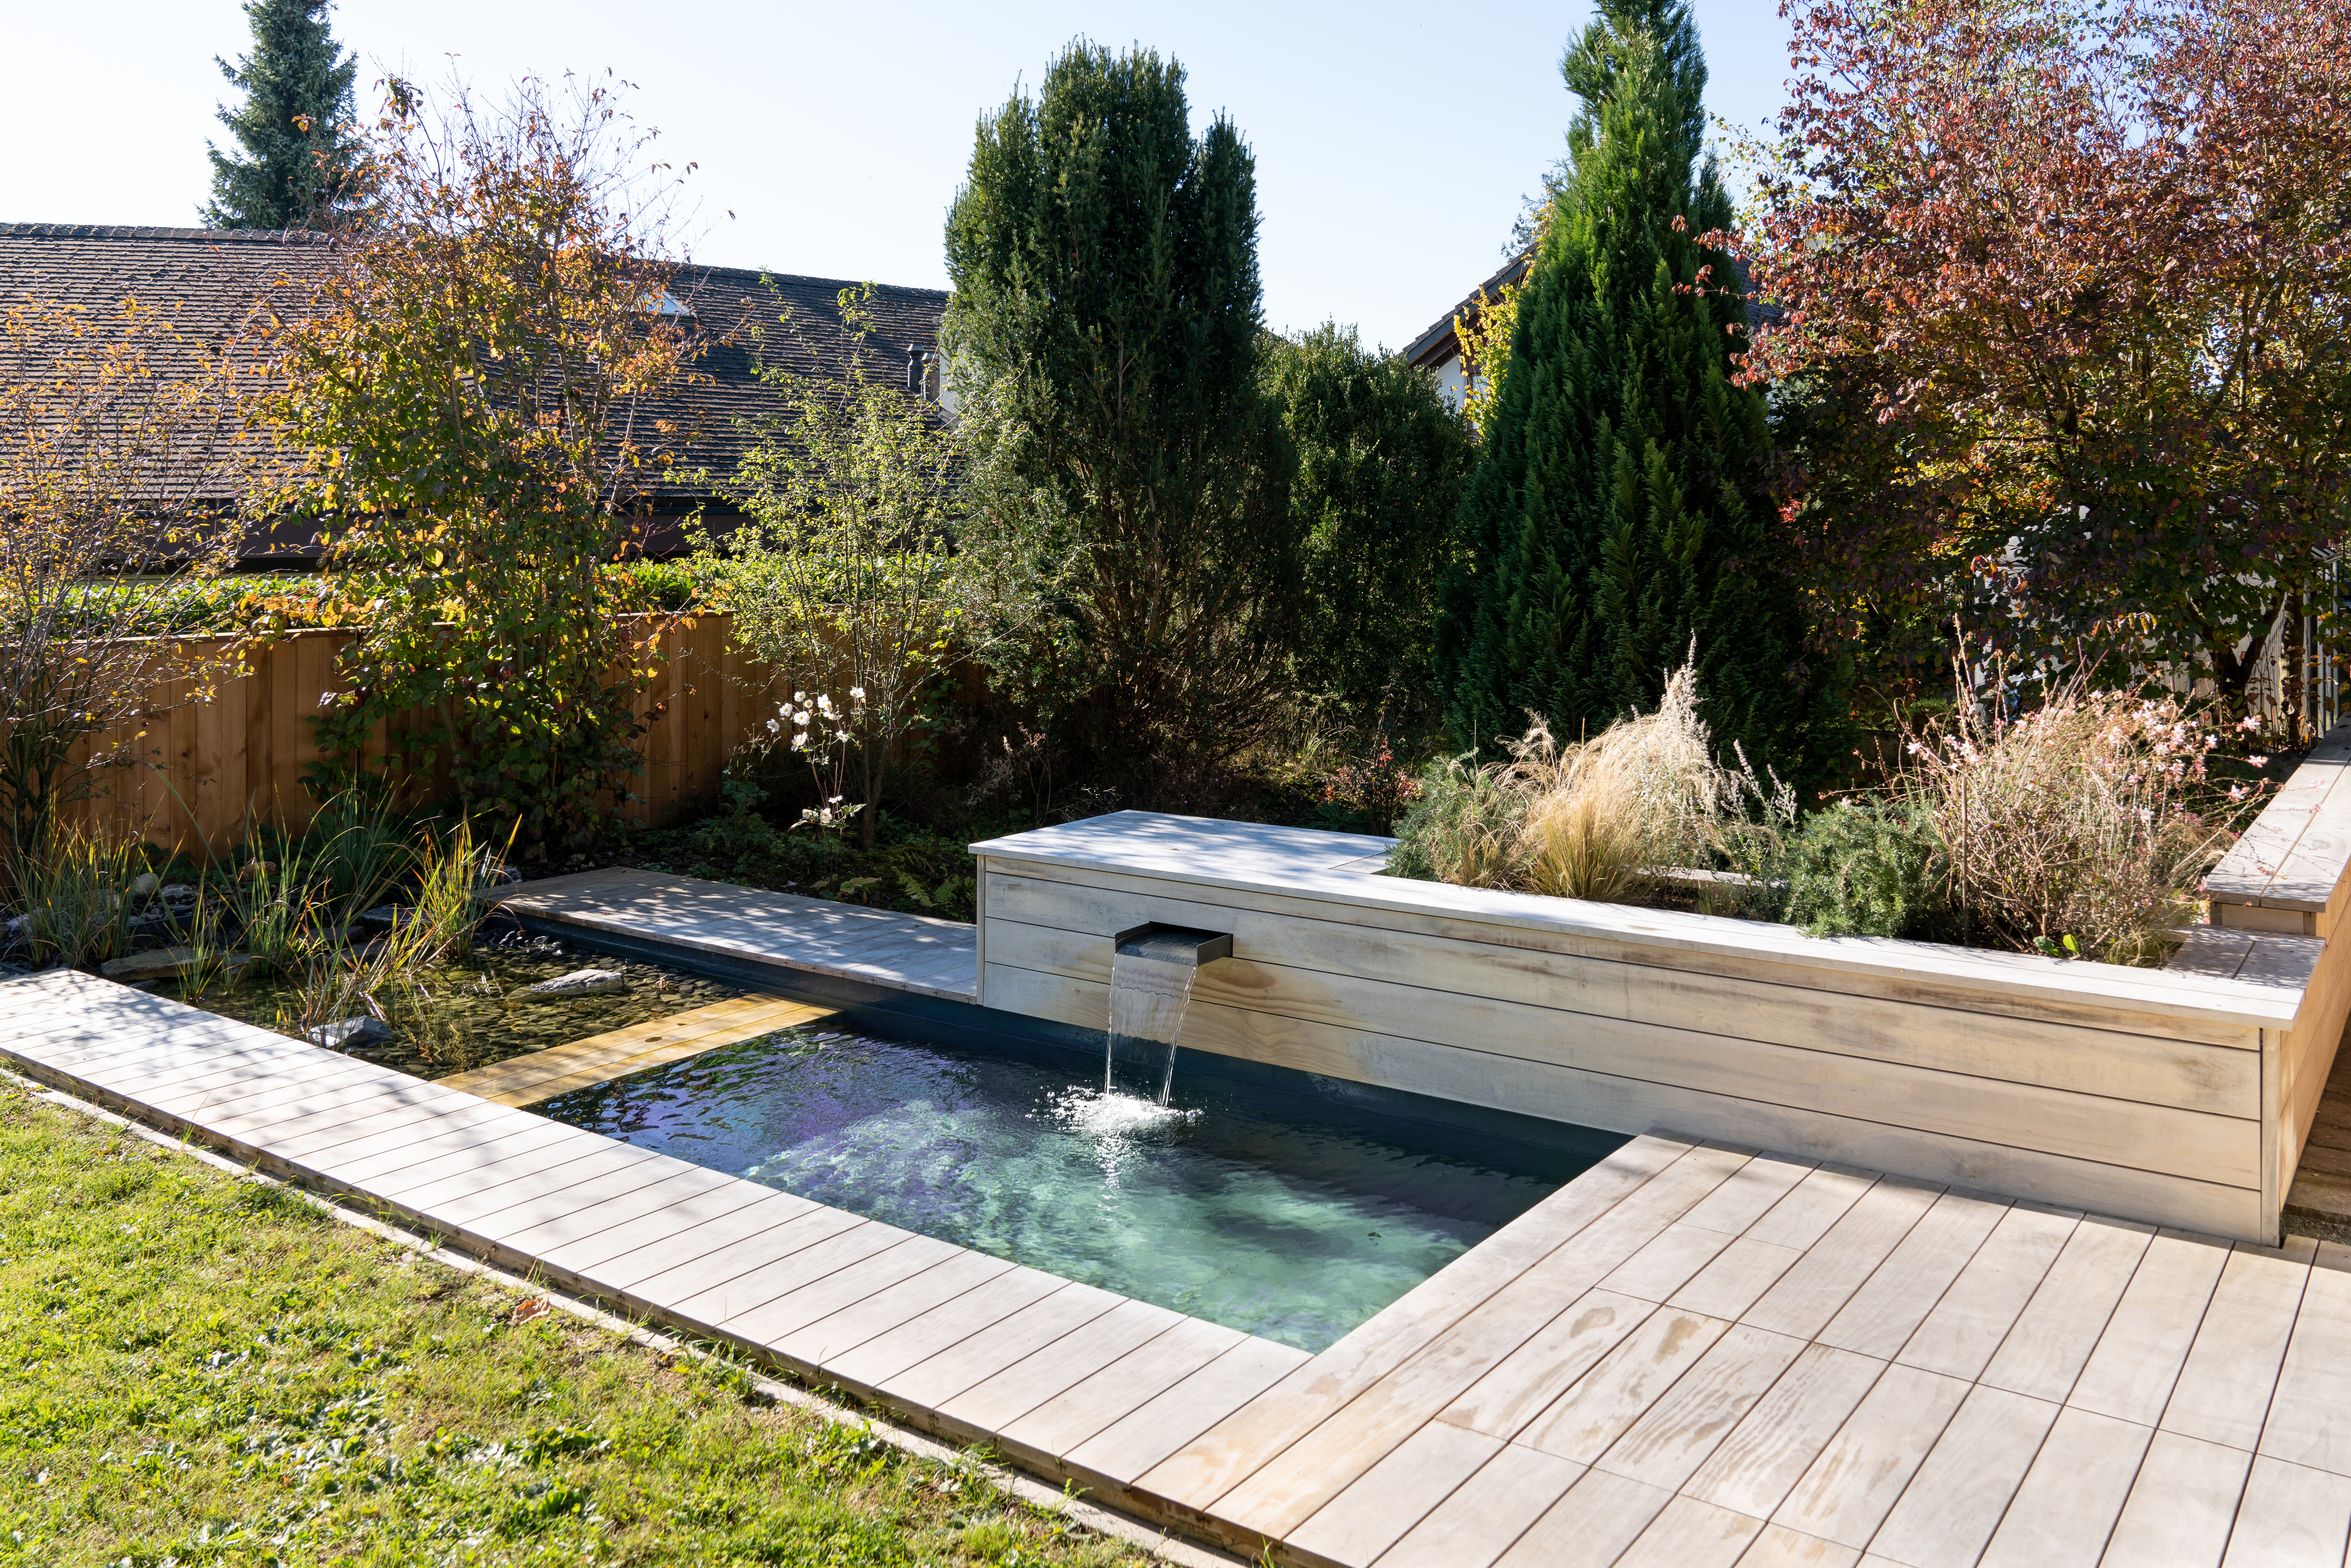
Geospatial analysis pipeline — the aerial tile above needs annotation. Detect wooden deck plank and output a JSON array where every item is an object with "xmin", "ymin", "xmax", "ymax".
[
  {"xmin": 1744, "ymin": 1180, "xmax": 1943, "ymax": 1341},
  {"xmin": 577, "ymin": 1190, "xmax": 828, "ymax": 1296},
  {"xmin": 1815, "ymin": 1191, "xmax": 2010, "ymax": 1360},
  {"xmin": 1978, "ymin": 1217, "xmax": 2156, "ymax": 1403},
  {"xmin": 412, "ymin": 1143, "xmax": 663, "ymax": 1230},
  {"xmin": 1438, "ymin": 1289, "xmax": 1656, "ymax": 1441},
  {"xmin": 768, "ymin": 1248, "xmax": 1022, "ymax": 1373},
  {"xmin": 1613, "ymin": 1495, "xmax": 1768, "ymax": 1568},
  {"xmin": 997, "ymin": 1317, "xmax": 1247, "ymax": 1464},
  {"xmin": 1601, "ymin": 1221, "xmax": 1743, "ymax": 1304},
  {"xmin": 1677, "ymin": 1153, "xmax": 1819, "ymax": 1236},
  {"xmin": 881, "ymin": 1281, "xmax": 1128, "ymax": 1412},
  {"xmin": 818, "ymin": 1266, "xmax": 1070, "ymax": 1391},
  {"xmin": 1683, "ymin": 1344, "xmax": 1889, "ymax": 1521},
  {"xmin": 460, "ymin": 1151, "xmax": 709, "ymax": 1242},
  {"xmin": 1864, "ymin": 1384, "xmax": 2060, "ymax": 1568},
  {"xmin": 1893, "ymin": 1204, "xmax": 2079, "ymax": 1381},
  {"xmin": 611, "ymin": 1203, "xmax": 868, "ymax": 1310},
  {"xmin": 534, "ymin": 1178, "xmax": 788, "ymax": 1276},
  {"xmin": 1133, "ymin": 1136, "xmax": 1710, "ymax": 1513},
  {"xmin": 2065, "ymin": 1231, "xmax": 2233, "ymax": 1426},
  {"xmin": 518, "ymin": 1169, "xmax": 773, "ymax": 1272},
  {"xmin": 2158, "ymin": 1238, "xmax": 2313, "ymax": 1451},
  {"xmin": 940, "ymin": 1297, "xmax": 1189, "ymax": 1438},
  {"xmin": 1974, "ymin": 1405, "xmax": 2150, "ymax": 1568},
  {"xmin": 716, "ymin": 1234, "xmax": 970, "ymax": 1350},
  {"xmin": 1368, "ymin": 1442, "xmax": 1583, "ymax": 1568},
  {"xmin": 1065, "ymin": 1337, "xmax": 1312, "ymax": 1490},
  {"xmin": 436, "ymin": 994, "xmax": 838, "ymax": 1107},
  {"xmin": 1735, "ymin": 1525, "xmax": 1862, "ymax": 1568},
  {"xmin": 363, "ymin": 1125, "xmax": 615, "ymax": 1205},
  {"xmin": 2252, "ymin": 1249, "xmax": 2351, "ymax": 1476},
  {"xmin": 1287, "ymin": 1420, "xmax": 1504, "ymax": 1568},
  {"xmin": 1671, "ymin": 1237, "xmax": 1806, "ymax": 1322},
  {"xmin": 1513, "ymin": 1309, "xmax": 1736, "ymax": 1467},
  {"xmin": 1592, "ymin": 1323, "xmax": 1808, "ymax": 1493},
  {"xmin": 2099, "ymin": 1430, "xmax": 2251, "ymax": 1568},
  {"xmin": 328, "ymin": 1116, "xmax": 582, "ymax": 1194},
  {"xmin": 2216, "ymin": 1455, "xmax": 2351, "ymax": 1567},
  {"xmin": 663, "ymin": 1219, "xmax": 914, "ymax": 1329},
  {"xmin": 1770, "ymin": 1363, "xmax": 1971, "ymax": 1549},
  {"xmin": 1492, "ymin": 1466, "xmax": 1675, "ymax": 1568}
]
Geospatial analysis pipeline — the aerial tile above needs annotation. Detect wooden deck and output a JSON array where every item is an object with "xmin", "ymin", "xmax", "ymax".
[
  {"xmin": 435, "ymin": 993, "xmax": 840, "ymax": 1107},
  {"xmin": 492, "ymin": 868, "xmax": 979, "ymax": 1002},
  {"xmin": 12, "ymin": 965, "xmax": 2351, "ymax": 1566}
]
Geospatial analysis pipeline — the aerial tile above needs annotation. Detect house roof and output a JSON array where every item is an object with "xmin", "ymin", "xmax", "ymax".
[
  {"xmin": 1402, "ymin": 251, "xmax": 1534, "ymax": 370},
  {"xmin": 0, "ymin": 223, "xmax": 949, "ymax": 556}
]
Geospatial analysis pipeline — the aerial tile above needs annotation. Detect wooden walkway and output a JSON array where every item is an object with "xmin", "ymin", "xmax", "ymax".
[
  {"xmin": 435, "ymin": 993, "xmax": 840, "ymax": 1108},
  {"xmin": 493, "ymin": 868, "xmax": 979, "ymax": 1002},
  {"xmin": 11, "ymin": 967, "xmax": 2351, "ymax": 1566}
]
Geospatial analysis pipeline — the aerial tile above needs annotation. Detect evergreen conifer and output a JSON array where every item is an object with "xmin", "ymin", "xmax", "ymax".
[
  {"xmin": 203, "ymin": 0, "xmax": 359, "ymax": 230},
  {"xmin": 1434, "ymin": 0, "xmax": 1837, "ymax": 779}
]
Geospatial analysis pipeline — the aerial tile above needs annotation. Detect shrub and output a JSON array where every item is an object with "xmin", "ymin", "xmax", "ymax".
[
  {"xmin": 1906, "ymin": 689, "xmax": 2244, "ymax": 965},
  {"xmin": 1390, "ymin": 660, "xmax": 1789, "ymax": 905},
  {"xmin": 1387, "ymin": 759, "xmax": 1526, "ymax": 888},
  {"xmin": 1781, "ymin": 798, "xmax": 1947, "ymax": 939}
]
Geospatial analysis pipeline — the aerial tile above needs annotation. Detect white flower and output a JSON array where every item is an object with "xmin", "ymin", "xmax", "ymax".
[
  {"xmin": 793, "ymin": 691, "xmax": 807, "ymax": 702},
  {"xmin": 766, "ymin": 718, "xmax": 779, "ymax": 734},
  {"xmin": 849, "ymin": 686, "xmax": 866, "ymax": 700},
  {"xmin": 2250, "ymin": 755, "xmax": 2270, "ymax": 767}
]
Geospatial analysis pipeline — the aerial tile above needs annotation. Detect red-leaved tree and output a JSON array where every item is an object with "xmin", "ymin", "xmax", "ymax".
[{"xmin": 1741, "ymin": 0, "xmax": 2351, "ymax": 713}]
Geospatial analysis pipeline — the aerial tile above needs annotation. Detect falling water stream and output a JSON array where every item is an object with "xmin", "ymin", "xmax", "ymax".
[{"xmin": 1105, "ymin": 927, "xmax": 1213, "ymax": 1104}]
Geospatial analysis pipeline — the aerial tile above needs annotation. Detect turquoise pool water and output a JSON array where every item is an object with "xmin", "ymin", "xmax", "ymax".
[{"xmin": 543, "ymin": 1025, "xmax": 1619, "ymax": 1351}]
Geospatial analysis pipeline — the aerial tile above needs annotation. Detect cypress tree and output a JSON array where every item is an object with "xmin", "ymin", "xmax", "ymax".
[
  {"xmin": 203, "ymin": 0, "xmax": 360, "ymax": 230},
  {"xmin": 1435, "ymin": 0, "xmax": 1832, "ymax": 778}
]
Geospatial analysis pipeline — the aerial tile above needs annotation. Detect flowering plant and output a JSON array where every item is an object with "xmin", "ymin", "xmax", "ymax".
[{"xmin": 769, "ymin": 689, "xmax": 869, "ymax": 836}]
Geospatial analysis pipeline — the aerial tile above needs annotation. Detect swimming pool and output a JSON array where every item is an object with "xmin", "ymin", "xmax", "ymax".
[{"xmin": 543, "ymin": 1025, "xmax": 1622, "ymax": 1351}]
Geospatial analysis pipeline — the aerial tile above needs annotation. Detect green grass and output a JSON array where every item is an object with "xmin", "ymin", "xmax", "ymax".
[{"xmin": 0, "ymin": 1081, "xmax": 1148, "ymax": 1567}]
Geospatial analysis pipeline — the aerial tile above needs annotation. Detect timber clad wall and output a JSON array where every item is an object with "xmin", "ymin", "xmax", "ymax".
[
  {"xmin": 60, "ymin": 615, "xmax": 771, "ymax": 854},
  {"xmin": 973, "ymin": 807, "xmax": 2342, "ymax": 1246}
]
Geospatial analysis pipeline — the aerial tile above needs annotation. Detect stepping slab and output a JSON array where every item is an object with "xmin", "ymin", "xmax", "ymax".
[
  {"xmin": 99, "ymin": 948, "xmax": 268, "ymax": 984},
  {"xmin": 516, "ymin": 968, "xmax": 627, "ymax": 1002}
]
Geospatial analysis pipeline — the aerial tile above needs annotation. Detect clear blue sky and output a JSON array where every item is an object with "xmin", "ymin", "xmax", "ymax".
[{"xmin": 5, "ymin": 0, "xmax": 1794, "ymax": 351}]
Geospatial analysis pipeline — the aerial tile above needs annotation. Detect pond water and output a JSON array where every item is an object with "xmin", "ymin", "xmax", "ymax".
[
  {"xmin": 182, "ymin": 928, "xmax": 743, "ymax": 1080},
  {"xmin": 543, "ymin": 1026, "xmax": 1621, "ymax": 1352}
]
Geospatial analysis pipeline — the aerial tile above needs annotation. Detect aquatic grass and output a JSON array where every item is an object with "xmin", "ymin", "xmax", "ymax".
[
  {"xmin": 0, "ymin": 1081, "xmax": 1146, "ymax": 1566},
  {"xmin": 3, "ymin": 821, "xmax": 144, "ymax": 970}
]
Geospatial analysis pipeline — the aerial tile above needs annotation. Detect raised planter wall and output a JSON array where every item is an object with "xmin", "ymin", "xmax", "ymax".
[{"xmin": 970, "ymin": 738, "xmax": 2351, "ymax": 1244}]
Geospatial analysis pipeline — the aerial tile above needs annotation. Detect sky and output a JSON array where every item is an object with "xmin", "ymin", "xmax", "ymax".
[{"xmin": 2, "ymin": 1, "xmax": 1796, "ymax": 353}]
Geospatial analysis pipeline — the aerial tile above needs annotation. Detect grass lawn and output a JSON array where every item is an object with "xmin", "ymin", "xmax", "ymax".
[{"xmin": 0, "ymin": 1080, "xmax": 1153, "ymax": 1567}]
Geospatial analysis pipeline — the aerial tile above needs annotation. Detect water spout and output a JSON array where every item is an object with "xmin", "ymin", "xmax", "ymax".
[{"xmin": 1105, "ymin": 923, "xmax": 1230, "ymax": 1104}]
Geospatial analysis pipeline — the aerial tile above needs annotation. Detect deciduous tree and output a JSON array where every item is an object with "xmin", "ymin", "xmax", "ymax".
[
  {"xmin": 1742, "ymin": 0, "xmax": 2351, "ymax": 716},
  {"xmin": 258, "ymin": 76, "xmax": 702, "ymax": 848}
]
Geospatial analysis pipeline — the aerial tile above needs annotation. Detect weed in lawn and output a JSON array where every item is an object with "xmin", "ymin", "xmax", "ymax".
[{"xmin": 0, "ymin": 1083, "xmax": 1147, "ymax": 1565}]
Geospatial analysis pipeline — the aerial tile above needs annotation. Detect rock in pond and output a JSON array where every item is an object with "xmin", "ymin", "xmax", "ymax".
[
  {"xmin": 516, "ymin": 967, "xmax": 627, "ymax": 1001},
  {"xmin": 127, "ymin": 872, "xmax": 161, "ymax": 902},
  {"xmin": 306, "ymin": 1015, "xmax": 393, "ymax": 1050},
  {"xmin": 99, "ymin": 948, "xmax": 269, "ymax": 984}
]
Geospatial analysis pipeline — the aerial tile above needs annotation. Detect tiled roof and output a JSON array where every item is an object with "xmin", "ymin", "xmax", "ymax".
[{"xmin": 0, "ymin": 223, "xmax": 948, "ymax": 551}]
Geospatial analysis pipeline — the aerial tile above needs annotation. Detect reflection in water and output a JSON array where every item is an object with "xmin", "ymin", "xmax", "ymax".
[{"xmin": 547, "ymin": 1028, "xmax": 1618, "ymax": 1352}]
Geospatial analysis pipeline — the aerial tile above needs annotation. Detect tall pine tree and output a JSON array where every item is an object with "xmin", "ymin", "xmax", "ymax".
[
  {"xmin": 1435, "ymin": 0, "xmax": 1836, "ymax": 780},
  {"xmin": 203, "ymin": 0, "xmax": 359, "ymax": 230}
]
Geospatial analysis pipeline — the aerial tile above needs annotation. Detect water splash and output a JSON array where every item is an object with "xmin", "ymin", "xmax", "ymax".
[{"xmin": 1106, "ymin": 938, "xmax": 1201, "ymax": 1103}]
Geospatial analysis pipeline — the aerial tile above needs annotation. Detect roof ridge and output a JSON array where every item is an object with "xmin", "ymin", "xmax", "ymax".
[{"xmin": 0, "ymin": 222, "xmax": 337, "ymax": 244}]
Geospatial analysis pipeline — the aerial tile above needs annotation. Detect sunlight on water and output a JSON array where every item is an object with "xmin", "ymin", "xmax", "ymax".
[{"xmin": 547, "ymin": 1028, "xmax": 1616, "ymax": 1351}]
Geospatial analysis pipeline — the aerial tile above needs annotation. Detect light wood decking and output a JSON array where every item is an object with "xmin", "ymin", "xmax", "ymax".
[
  {"xmin": 10, "ymin": 965, "xmax": 2351, "ymax": 1567},
  {"xmin": 434, "ymin": 993, "xmax": 840, "ymax": 1107},
  {"xmin": 492, "ymin": 868, "xmax": 979, "ymax": 1002}
]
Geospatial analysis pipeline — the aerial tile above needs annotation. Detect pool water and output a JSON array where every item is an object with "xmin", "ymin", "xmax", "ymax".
[{"xmin": 543, "ymin": 1026, "xmax": 1620, "ymax": 1351}]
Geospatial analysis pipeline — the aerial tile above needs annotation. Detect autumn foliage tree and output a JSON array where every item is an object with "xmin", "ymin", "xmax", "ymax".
[
  {"xmin": 260, "ymin": 75, "xmax": 703, "ymax": 847},
  {"xmin": 1743, "ymin": 0, "xmax": 2351, "ymax": 713}
]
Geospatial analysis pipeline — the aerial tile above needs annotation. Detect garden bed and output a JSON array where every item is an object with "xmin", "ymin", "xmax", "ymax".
[{"xmin": 970, "ymin": 731, "xmax": 2351, "ymax": 1244}]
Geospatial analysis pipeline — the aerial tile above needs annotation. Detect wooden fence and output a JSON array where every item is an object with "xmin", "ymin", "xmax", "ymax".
[{"xmin": 60, "ymin": 614, "xmax": 785, "ymax": 857}]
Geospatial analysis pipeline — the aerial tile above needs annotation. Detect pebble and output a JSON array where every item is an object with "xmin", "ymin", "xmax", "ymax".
[
  {"xmin": 516, "ymin": 967, "xmax": 627, "ymax": 1001},
  {"xmin": 306, "ymin": 1015, "xmax": 393, "ymax": 1049}
]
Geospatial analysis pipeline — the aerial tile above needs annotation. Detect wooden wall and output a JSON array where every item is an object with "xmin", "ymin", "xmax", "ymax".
[
  {"xmin": 975, "ymin": 830, "xmax": 2305, "ymax": 1244},
  {"xmin": 55, "ymin": 614, "xmax": 783, "ymax": 856}
]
